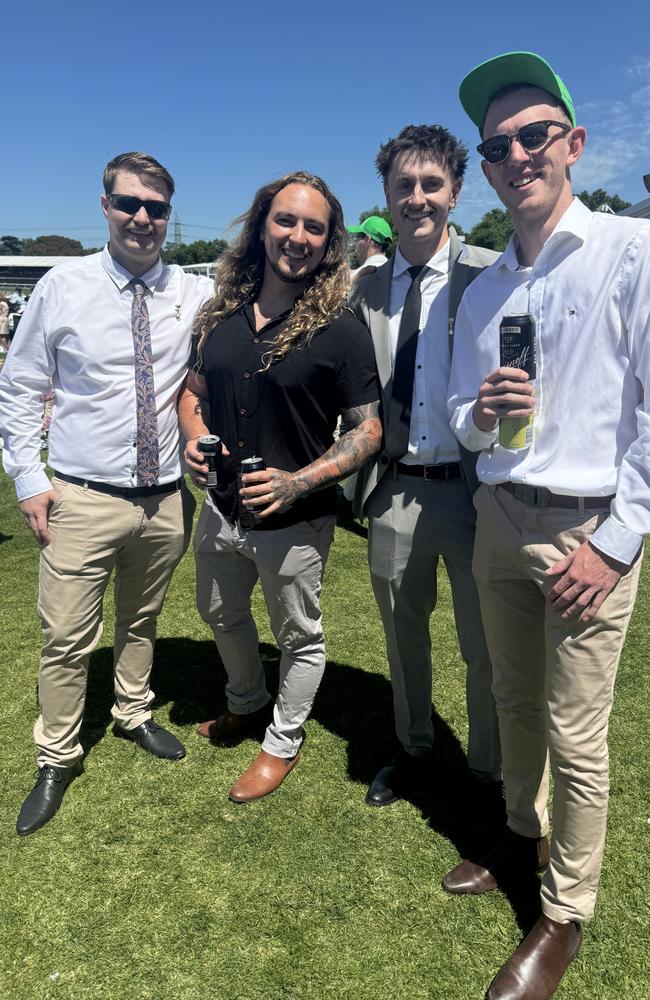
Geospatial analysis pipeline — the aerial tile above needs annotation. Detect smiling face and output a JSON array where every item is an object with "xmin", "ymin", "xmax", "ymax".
[
  {"xmin": 101, "ymin": 169, "xmax": 170, "ymax": 276},
  {"xmin": 384, "ymin": 151, "xmax": 459, "ymax": 264},
  {"xmin": 481, "ymin": 86, "xmax": 585, "ymax": 233},
  {"xmin": 261, "ymin": 183, "xmax": 330, "ymax": 285}
]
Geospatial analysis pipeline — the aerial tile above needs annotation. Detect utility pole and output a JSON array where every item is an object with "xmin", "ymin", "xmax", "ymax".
[{"xmin": 173, "ymin": 212, "xmax": 182, "ymax": 246}]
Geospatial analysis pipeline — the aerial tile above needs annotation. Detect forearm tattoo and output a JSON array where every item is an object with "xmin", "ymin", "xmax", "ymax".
[{"xmin": 293, "ymin": 401, "xmax": 381, "ymax": 496}]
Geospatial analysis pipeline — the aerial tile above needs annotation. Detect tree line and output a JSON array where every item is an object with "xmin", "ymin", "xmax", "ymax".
[{"xmin": 0, "ymin": 234, "xmax": 228, "ymax": 264}]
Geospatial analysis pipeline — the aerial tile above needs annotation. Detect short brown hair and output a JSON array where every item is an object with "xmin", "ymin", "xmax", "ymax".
[
  {"xmin": 102, "ymin": 152, "xmax": 175, "ymax": 198},
  {"xmin": 376, "ymin": 124, "xmax": 468, "ymax": 185}
]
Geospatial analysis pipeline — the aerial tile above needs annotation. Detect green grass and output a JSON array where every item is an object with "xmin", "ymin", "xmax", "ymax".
[{"xmin": 0, "ymin": 468, "xmax": 649, "ymax": 999}]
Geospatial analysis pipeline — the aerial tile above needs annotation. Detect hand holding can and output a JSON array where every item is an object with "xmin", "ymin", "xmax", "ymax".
[{"xmin": 197, "ymin": 435, "xmax": 222, "ymax": 487}]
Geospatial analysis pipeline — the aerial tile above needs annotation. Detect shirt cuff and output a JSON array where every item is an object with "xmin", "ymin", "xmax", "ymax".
[
  {"xmin": 15, "ymin": 470, "xmax": 54, "ymax": 502},
  {"xmin": 453, "ymin": 401, "xmax": 499, "ymax": 452},
  {"xmin": 589, "ymin": 515, "xmax": 643, "ymax": 567}
]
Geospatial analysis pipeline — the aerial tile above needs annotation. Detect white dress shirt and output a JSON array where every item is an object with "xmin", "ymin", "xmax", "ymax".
[
  {"xmin": 0, "ymin": 247, "xmax": 213, "ymax": 500},
  {"xmin": 390, "ymin": 241, "xmax": 460, "ymax": 466},
  {"xmin": 448, "ymin": 197, "xmax": 650, "ymax": 565}
]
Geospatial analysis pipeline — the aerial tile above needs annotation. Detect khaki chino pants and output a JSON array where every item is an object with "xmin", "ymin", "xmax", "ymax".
[
  {"xmin": 34, "ymin": 477, "xmax": 195, "ymax": 768},
  {"xmin": 472, "ymin": 484, "xmax": 641, "ymax": 923}
]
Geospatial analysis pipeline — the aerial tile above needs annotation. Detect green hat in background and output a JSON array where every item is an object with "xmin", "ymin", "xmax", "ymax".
[
  {"xmin": 347, "ymin": 216, "xmax": 393, "ymax": 245},
  {"xmin": 459, "ymin": 51, "xmax": 576, "ymax": 130}
]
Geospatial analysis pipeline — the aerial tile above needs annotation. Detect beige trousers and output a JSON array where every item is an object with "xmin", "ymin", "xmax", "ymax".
[
  {"xmin": 472, "ymin": 484, "xmax": 641, "ymax": 923},
  {"xmin": 34, "ymin": 477, "xmax": 195, "ymax": 768}
]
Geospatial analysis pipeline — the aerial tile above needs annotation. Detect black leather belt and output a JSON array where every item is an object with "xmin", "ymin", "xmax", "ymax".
[
  {"xmin": 53, "ymin": 471, "xmax": 183, "ymax": 499},
  {"xmin": 395, "ymin": 462, "xmax": 462, "ymax": 481},
  {"xmin": 498, "ymin": 482, "xmax": 613, "ymax": 509}
]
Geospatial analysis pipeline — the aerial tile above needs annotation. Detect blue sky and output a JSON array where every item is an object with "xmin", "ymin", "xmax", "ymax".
[{"xmin": 3, "ymin": 0, "xmax": 649, "ymax": 248}]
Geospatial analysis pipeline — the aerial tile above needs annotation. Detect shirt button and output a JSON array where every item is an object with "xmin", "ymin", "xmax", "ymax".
[
  {"xmin": 422, "ymin": 436, "xmax": 427, "ymax": 440},
  {"xmin": 419, "ymin": 402, "xmax": 423, "ymax": 407},
  {"xmin": 238, "ymin": 440, "xmax": 244, "ymax": 448},
  {"xmin": 253, "ymin": 337, "xmax": 260, "ymax": 344},
  {"xmin": 417, "ymin": 364, "xmax": 422, "ymax": 369},
  {"xmin": 243, "ymin": 371, "xmax": 251, "ymax": 380},
  {"xmin": 240, "ymin": 408, "xmax": 246, "ymax": 416}
]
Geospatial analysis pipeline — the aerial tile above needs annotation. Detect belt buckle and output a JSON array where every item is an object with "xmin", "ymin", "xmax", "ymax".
[{"xmin": 423, "ymin": 465, "xmax": 436, "ymax": 481}]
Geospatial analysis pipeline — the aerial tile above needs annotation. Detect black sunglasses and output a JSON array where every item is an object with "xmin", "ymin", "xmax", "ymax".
[
  {"xmin": 106, "ymin": 193, "xmax": 172, "ymax": 220},
  {"xmin": 477, "ymin": 120, "xmax": 572, "ymax": 165}
]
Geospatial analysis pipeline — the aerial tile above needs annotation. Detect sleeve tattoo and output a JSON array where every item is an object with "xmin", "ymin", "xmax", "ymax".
[{"xmin": 293, "ymin": 401, "xmax": 382, "ymax": 495}]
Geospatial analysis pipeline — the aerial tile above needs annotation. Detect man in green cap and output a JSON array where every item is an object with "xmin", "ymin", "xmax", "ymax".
[
  {"xmin": 445, "ymin": 51, "xmax": 650, "ymax": 1000},
  {"xmin": 347, "ymin": 215, "xmax": 393, "ymax": 282}
]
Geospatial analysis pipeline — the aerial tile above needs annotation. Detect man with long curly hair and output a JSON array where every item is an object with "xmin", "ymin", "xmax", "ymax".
[{"xmin": 178, "ymin": 172, "xmax": 381, "ymax": 803}]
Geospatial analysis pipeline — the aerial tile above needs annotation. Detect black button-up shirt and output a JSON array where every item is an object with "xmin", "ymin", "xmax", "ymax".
[{"xmin": 192, "ymin": 303, "xmax": 379, "ymax": 529}]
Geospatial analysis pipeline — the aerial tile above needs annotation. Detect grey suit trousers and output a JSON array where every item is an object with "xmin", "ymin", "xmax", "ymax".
[{"xmin": 367, "ymin": 470, "xmax": 501, "ymax": 779}]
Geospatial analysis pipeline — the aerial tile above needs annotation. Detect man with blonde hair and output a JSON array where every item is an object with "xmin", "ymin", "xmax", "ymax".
[{"xmin": 179, "ymin": 171, "xmax": 381, "ymax": 803}]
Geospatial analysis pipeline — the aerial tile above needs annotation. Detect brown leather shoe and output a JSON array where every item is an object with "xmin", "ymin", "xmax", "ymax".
[
  {"xmin": 442, "ymin": 827, "xmax": 550, "ymax": 895},
  {"xmin": 196, "ymin": 701, "xmax": 273, "ymax": 745},
  {"xmin": 228, "ymin": 749, "xmax": 300, "ymax": 803},
  {"xmin": 486, "ymin": 915, "xmax": 582, "ymax": 999}
]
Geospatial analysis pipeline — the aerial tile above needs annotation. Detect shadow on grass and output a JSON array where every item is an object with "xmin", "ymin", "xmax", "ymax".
[{"xmin": 80, "ymin": 635, "xmax": 540, "ymax": 935}]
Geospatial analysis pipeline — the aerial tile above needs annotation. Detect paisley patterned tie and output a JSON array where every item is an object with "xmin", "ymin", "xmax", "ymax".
[{"xmin": 131, "ymin": 279, "xmax": 160, "ymax": 486}]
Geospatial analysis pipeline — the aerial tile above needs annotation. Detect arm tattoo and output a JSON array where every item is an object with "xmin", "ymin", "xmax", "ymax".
[{"xmin": 292, "ymin": 401, "xmax": 381, "ymax": 496}]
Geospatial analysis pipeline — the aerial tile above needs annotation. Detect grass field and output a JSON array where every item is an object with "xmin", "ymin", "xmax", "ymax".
[{"xmin": 0, "ymin": 468, "xmax": 649, "ymax": 1000}]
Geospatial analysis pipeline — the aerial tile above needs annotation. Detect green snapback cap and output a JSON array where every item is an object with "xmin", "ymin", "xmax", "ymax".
[
  {"xmin": 347, "ymin": 215, "xmax": 393, "ymax": 245},
  {"xmin": 459, "ymin": 51, "xmax": 576, "ymax": 130}
]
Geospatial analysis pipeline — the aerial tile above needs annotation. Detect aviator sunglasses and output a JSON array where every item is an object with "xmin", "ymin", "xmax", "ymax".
[
  {"xmin": 477, "ymin": 120, "xmax": 572, "ymax": 165},
  {"xmin": 106, "ymin": 193, "xmax": 172, "ymax": 220}
]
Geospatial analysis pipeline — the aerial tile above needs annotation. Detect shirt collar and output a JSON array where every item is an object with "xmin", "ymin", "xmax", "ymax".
[
  {"xmin": 393, "ymin": 238, "xmax": 451, "ymax": 280},
  {"xmin": 101, "ymin": 244, "xmax": 164, "ymax": 292},
  {"xmin": 498, "ymin": 196, "xmax": 591, "ymax": 272}
]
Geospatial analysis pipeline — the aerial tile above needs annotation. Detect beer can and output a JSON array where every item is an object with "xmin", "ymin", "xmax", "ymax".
[
  {"xmin": 239, "ymin": 456, "xmax": 266, "ymax": 530},
  {"xmin": 240, "ymin": 456, "xmax": 266, "ymax": 475},
  {"xmin": 499, "ymin": 314, "xmax": 536, "ymax": 450},
  {"xmin": 197, "ymin": 434, "xmax": 222, "ymax": 487}
]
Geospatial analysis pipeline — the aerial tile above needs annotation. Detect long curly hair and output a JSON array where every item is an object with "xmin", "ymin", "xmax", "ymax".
[{"xmin": 194, "ymin": 171, "xmax": 350, "ymax": 370}]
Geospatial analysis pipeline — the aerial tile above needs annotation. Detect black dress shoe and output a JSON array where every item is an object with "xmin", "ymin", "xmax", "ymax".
[
  {"xmin": 17, "ymin": 760, "xmax": 83, "ymax": 836},
  {"xmin": 365, "ymin": 752, "xmax": 433, "ymax": 807},
  {"xmin": 114, "ymin": 719, "xmax": 186, "ymax": 759}
]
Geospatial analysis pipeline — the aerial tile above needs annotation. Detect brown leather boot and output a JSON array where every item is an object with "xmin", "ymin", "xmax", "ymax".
[
  {"xmin": 196, "ymin": 701, "xmax": 273, "ymax": 745},
  {"xmin": 228, "ymin": 749, "xmax": 300, "ymax": 803},
  {"xmin": 442, "ymin": 827, "xmax": 550, "ymax": 895},
  {"xmin": 486, "ymin": 915, "xmax": 582, "ymax": 999}
]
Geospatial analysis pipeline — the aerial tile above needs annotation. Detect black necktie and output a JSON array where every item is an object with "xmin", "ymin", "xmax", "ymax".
[{"xmin": 385, "ymin": 265, "xmax": 426, "ymax": 460}]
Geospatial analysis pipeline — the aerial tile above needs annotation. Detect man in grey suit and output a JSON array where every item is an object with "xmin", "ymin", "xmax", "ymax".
[{"xmin": 350, "ymin": 124, "xmax": 502, "ymax": 807}]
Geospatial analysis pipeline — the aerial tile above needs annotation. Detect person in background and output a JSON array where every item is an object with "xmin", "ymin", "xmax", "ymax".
[{"xmin": 348, "ymin": 215, "xmax": 393, "ymax": 282}]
